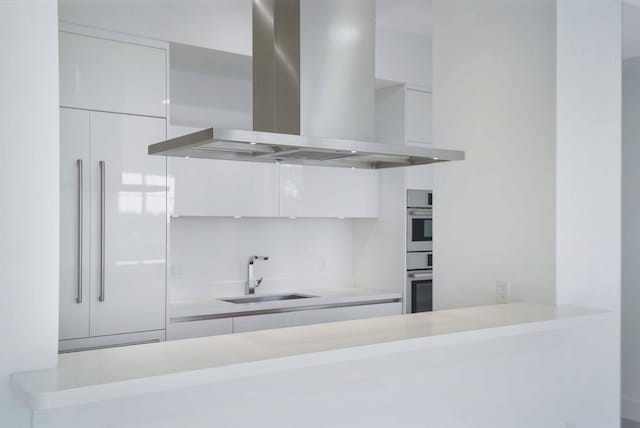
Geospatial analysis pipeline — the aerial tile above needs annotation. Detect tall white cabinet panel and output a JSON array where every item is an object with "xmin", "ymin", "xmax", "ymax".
[
  {"xmin": 59, "ymin": 31, "xmax": 167, "ymax": 118},
  {"xmin": 279, "ymin": 165, "xmax": 378, "ymax": 218},
  {"xmin": 169, "ymin": 158, "xmax": 279, "ymax": 218},
  {"xmin": 406, "ymin": 89, "xmax": 433, "ymax": 145},
  {"xmin": 89, "ymin": 112, "xmax": 167, "ymax": 337},
  {"xmin": 59, "ymin": 108, "xmax": 91, "ymax": 340}
]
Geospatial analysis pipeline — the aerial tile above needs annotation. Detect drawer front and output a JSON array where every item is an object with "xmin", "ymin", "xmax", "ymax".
[
  {"xmin": 343, "ymin": 303, "xmax": 402, "ymax": 321},
  {"xmin": 233, "ymin": 313, "xmax": 290, "ymax": 333},
  {"xmin": 167, "ymin": 318, "xmax": 232, "ymax": 341},
  {"xmin": 288, "ymin": 307, "xmax": 344, "ymax": 327}
]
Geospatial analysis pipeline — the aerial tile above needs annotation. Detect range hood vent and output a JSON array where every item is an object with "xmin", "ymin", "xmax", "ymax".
[
  {"xmin": 148, "ymin": 128, "xmax": 464, "ymax": 169},
  {"xmin": 148, "ymin": 0, "xmax": 465, "ymax": 169}
]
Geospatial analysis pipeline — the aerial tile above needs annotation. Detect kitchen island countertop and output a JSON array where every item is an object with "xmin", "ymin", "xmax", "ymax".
[{"xmin": 12, "ymin": 303, "xmax": 607, "ymax": 410}]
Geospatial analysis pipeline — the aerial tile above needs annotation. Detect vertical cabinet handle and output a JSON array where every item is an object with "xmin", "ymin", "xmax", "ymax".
[
  {"xmin": 76, "ymin": 159, "xmax": 83, "ymax": 304},
  {"xmin": 99, "ymin": 160, "xmax": 106, "ymax": 302}
]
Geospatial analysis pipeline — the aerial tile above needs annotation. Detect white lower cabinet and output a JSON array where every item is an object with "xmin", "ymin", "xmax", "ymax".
[
  {"xmin": 167, "ymin": 302, "xmax": 402, "ymax": 340},
  {"xmin": 232, "ymin": 313, "xmax": 290, "ymax": 333},
  {"xmin": 288, "ymin": 308, "xmax": 344, "ymax": 327},
  {"xmin": 342, "ymin": 302, "xmax": 402, "ymax": 321},
  {"xmin": 59, "ymin": 108, "xmax": 167, "ymax": 349},
  {"xmin": 167, "ymin": 319, "xmax": 232, "ymax": 341}
]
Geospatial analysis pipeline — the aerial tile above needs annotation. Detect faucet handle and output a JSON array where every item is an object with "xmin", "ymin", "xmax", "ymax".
[{"xmin": 256, "ymin": 277, "xmax": 264, "ymax": 288}]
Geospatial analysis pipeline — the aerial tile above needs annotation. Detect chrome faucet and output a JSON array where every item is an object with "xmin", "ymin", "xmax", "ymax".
[{"xmin": 247, "ymin": 255, "xmax": 269, "ymax": 295}]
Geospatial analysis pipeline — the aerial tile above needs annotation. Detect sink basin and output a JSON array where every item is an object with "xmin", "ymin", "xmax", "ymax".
[{"xmin": 221, "ymin": 293, "xmax": 315, "ymax": 304}]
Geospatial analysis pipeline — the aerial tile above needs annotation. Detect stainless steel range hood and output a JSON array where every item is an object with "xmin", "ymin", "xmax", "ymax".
[
  {"xmin": 148, "ymin": 128, "xmax": 463, "ymax": 169},
  {"xmin": 148, "ymin": 0, "xmax": 465, "ymax": 169}
]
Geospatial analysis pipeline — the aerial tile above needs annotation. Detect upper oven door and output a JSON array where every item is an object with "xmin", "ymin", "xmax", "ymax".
[{"xmin": 407, "ymin": 209, "xmax": 433, "ymax": 252}]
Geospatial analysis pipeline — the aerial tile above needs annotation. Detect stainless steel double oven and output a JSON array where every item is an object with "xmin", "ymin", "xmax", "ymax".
[{"xmin": 406, "ymin": 190, "xmax": 433, "ymax": 313}]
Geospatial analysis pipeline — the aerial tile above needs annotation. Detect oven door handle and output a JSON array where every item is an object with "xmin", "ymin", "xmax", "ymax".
[
  {"xmin": 408, "ymin": 271, "xmax": 433, "ymax": 279},
  {"xmin": 408, "ymin": 209, "xmax": 432, "ymax": 216}
]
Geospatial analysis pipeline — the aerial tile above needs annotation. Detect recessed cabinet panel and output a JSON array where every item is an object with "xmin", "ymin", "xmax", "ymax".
[
  {"xmin": 279, "ymin": 165, "xmax": 378, "ymax": 218},
  {"xmin": 59, "ymin": 31, "xmax": 167, "ymax": 117},
  {"xmin": 406, "ymin": 89, "xmax": 433, "ymax": 145},
  {"xmin": 89, "ymin": 112, "xmax": 167, "ymax": 337},
  {"xmin": 59, "ymin": 108, "xmax": 92, "ymax": 340},
  {"xmin": 169, "ymin": 158, "xmax": 279, "ymax": 218}
]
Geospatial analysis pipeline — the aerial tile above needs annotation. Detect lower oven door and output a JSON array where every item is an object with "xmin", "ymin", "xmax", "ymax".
[{"xmin": 408, "ymin": 270, "xmax": 433, "ymax": 313}]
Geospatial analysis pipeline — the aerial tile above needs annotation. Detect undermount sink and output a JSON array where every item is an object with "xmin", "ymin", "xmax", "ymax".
[{"xmin": 221, "ymin": 293, "xmax": 316, "ymax": 304}]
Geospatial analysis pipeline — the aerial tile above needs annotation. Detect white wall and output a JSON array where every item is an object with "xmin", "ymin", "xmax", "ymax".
[
  {"xmin": 555, "ymin": 5, "xmax": 621, "ymax": 419},
  {"xmin": 555, "ymin": 0, "xmax": 622, "ymax": 313},
  {"xmin": 432, "ymin": 0, "xmax": 557, "ymax": 309},
  {"xmin": 169, "ymin": 217, "xmax": 355, "ymax": 299},
  {"xmin": 623, "ymin": 57, "xmax": 640, "ymax": 421},
  {"xmin": 59, "ymin": 0, "xmax": 252, "ymax": 56},
  {"xmin": 0, "ymin": 1, "xmax": 60, "ymax": 426}
]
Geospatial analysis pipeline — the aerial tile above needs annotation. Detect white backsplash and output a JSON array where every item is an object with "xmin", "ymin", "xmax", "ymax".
[{"xmin": 169, "ymin": 217, "xmax": 354, "ymax": 300}]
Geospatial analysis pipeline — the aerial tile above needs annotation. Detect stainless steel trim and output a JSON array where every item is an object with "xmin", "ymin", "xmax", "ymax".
[
  {"xmin": 76, "ymin": 159, "xmax": 83, "ymax": 304},
  {"xmin": 99, "ymin": 160, "xmax": 106, "ymax": 302},
  {"xmin": 408, "ymin": 209, "xmax": 432, "ymax": 217},
  {"xmin": 170, "ymin": 297, "xmax": 402, "ymax": 323},
  {"xmin": 408, "ymin": 272, "xmax": 433, "ymax": 280},
  {"xmin": 253, "ymin": 0, "xmax": 300, "ymax": 135},
  {"xmin": 58, "ymin": 339, "xmax": 160, "ymax": 354},
  {"xmin": 148, "ymin": 128, "xmax": 465, "ymax": 170}
]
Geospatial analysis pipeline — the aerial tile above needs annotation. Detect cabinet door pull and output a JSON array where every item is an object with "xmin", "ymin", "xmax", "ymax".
[
  {"xmin": 99, "ymin": 160, "xmax": 106, "ymax": 302},
  {"xmin": 76, "ymin": 159, "xmax": 84, "ymax": 304}
]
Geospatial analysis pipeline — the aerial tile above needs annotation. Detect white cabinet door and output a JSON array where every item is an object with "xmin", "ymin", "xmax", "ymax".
[
  {"xmin": 232, "ymin": 313, "xmax": 291, "ymax": 333},
  {"xmin": 166, "ymin": 319, "xmax": 232, "ymax": 341},
  {"xmin": 406, "ymin": 89, "xmax": 433, "ymax": 145},
  {"xmin": 279, "ymin": 165, "xmax": 378, "ymax": 218},
  {"xmin": 59, "ymin": 31, "xmax": 167, "ymax": 118},
  {"xmin": 89, "ymin": 112, "xmax": 167, "ymax": 336},
  {"xmin": 342, "ymin": 303, "xmax": 402, "ymax": 321},
  {"xmin": 289, "ymin": 308, "xmax": 344, "ymax": 327},
  {"xmin": 169, "ymin": 158, "xmax": 279, "ymax": 218},
  {"xmin": 59, "ymin": 108, "xmax": 91, "ymax": 340}
]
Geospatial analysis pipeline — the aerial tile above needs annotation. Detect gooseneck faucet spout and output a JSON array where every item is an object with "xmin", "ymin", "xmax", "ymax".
[{"xmin": 247, "ymin": 255, "xmax": 269, "ymax": 295}]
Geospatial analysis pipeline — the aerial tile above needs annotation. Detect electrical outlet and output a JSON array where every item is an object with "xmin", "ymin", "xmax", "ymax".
[{"xmin": 496, "ymin": 280, "xmax": 510, "ymax": 304}]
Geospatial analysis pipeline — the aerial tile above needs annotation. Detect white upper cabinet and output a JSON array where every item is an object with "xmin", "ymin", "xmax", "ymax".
[
  {"xmin": 406, "ymin": 89, "xmax": 433, "ymax": 145},
  {"xmin": 59, "ymin": 31, "xmax": 167, "ymax": 118},
  {"xmin": 170, "ymin": 158, "xmax": 279, "ymax": 218},
  {"xmin": 279, "ymin": 165, "xmax": 378, "ymax": 218},
  {"xmin": 167, "ymin": 126, "xmax": 279, "ymax": 218}
]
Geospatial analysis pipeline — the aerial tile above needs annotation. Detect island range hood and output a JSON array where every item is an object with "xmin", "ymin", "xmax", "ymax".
[{"xmin": 148, "ymin": 0, "xmax": 464, "ymax": 169}]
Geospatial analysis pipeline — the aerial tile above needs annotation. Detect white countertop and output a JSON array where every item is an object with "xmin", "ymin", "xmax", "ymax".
[
  {"xmin": 12, "ymin": 303, "xmax": 606, "ymax": 410},
  {"xmin": 170, "ymin": 287, "xmax": 402, "ymax": 320}
]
